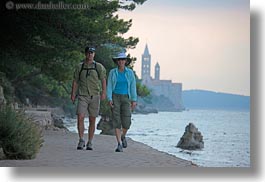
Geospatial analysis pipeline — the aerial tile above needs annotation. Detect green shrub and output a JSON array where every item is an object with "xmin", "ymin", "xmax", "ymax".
[{"xmin": 0, "ymin": 107, "xmax": 43, "ymax": 159}]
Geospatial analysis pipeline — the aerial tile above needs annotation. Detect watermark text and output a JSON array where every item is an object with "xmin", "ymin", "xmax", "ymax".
[{"xmin": 5, "ymin": 1, "xmax": 91, "ymax": 10}]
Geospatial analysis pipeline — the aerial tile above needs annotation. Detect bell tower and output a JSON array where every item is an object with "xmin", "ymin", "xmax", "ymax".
[
  {"xmin": 141, "ymin": 44, "xmax": 151, "ymax": 81},
  {"xmin": 155, "ymin": 62, "xmax": 160, "ymax": 80}
]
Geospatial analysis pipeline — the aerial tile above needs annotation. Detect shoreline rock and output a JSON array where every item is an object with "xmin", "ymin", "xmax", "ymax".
[
  {"xmin": 134, "ymin": 101, "xmax": 158, "ymax": 114},
  {"xmin": 177, "ymin": 123, "xmax": 204, "ymax": 150},
  {"xmin": 24, "ymin": 108, "xmax": 69, "ymax": 133},
  {"xmin": 96, "ymin": 116, "xmax": 115, "ymax": 135}
]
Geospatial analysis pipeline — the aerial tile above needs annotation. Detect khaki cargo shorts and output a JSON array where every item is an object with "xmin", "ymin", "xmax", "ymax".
[
  {"xmin": 76, "ymin": 95, "xmax": 100, "ymax": 117},
  {"xmin": 112, "ymin": 94, "xmax": 131, "ymax": 129}
]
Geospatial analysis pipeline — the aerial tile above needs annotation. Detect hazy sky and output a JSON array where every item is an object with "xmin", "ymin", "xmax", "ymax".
[{"xmin": 118, "ymin": 0, "xmax": 250, "ymax": 96}]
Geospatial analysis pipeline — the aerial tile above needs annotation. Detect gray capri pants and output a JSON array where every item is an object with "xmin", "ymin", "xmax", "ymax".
[{"xmin": 112, "ymin": 94, "xmax": 131, "ymax": 129}]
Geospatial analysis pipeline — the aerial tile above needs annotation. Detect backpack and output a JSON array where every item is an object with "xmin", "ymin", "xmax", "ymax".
[{"xmin": 78, "ymin": 61, "xmax": 100, "ymax": 81}]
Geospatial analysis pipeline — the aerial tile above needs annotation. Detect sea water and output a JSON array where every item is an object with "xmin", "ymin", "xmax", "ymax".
[{"xmin": 64, "ymin": 109, "xmax": 250, "ymax": 167}]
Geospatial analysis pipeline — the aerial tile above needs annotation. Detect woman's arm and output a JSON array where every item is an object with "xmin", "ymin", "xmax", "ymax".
[{"xmin": 130, "ymin": 70, "xmax": 137, "ymax": 102}]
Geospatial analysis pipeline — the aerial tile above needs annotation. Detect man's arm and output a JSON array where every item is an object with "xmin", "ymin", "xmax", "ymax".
[
  {"xmin": 71, "ymin": 80, "xmax": 78, "ymax": 103},
  {"xmin": 101, "ymin": 78, "xmax": 106, "ymax": 100},
  {"xmin": 99, "ymin": 63, "xmax": 107, "ymax": 100}
]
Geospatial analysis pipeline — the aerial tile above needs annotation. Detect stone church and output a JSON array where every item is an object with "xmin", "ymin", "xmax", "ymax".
[{"xmin": 141, "ymin": 44, "xmax": 184, "ymax": 111}]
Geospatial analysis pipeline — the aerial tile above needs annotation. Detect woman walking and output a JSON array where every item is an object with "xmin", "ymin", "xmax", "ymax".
[{"xmin": 107, "ymin": 52, "xmax": 137, "ymax": 152}]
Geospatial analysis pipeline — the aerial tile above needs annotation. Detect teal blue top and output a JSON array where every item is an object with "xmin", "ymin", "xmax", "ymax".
[
  {"xmin": 107, "ymin": 67, "xmax": 137, "ymax": 102},
  {"xmin": 113, "ymin": 70, "xmax": 128, "ymax": 95}
]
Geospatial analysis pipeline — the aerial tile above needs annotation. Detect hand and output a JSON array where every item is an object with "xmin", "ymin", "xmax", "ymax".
[
  {"xmin": 109, "ymin": 101, "xmax": 114, "ymax": 108},
  {"xmin": 71, "ymin": 94, "xmax": 76, "ymax": 104},
  {"xmin": 131, "ymin": 101, "xmax": 137, "ymax": 110},
  {"xmin": 100, "ymin": 92, "xmax": 106, "ymax": 100}
]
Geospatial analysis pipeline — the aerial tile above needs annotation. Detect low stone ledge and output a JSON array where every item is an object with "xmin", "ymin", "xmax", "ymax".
[{"xmin": 25, "ymin": 110, "xmax": 53, "ymax": 126}]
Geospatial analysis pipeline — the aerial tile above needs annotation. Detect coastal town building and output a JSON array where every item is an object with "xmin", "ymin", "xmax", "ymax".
[{"xmin": 141, "ymin": 44, "xmax": 184, "ymax": 111}]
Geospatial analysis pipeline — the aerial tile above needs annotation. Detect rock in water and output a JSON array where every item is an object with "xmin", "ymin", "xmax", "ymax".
[{"xmin": 177, "ymin": 123, "xmax": 204, "ymax": 150}]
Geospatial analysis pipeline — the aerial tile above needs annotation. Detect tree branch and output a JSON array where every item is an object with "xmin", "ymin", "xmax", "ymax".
[{"xmin": 11, "ymin": 70, "xmax": 42, "ymax": 86}]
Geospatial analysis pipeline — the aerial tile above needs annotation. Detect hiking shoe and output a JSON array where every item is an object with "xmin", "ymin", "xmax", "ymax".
[
  {"xmin": 86, "ymin": 141, "xmax": 93, "ymax": 150},
  {"xmin": 115, "ymin": 143, "xmax": 123, "ymax": 152},
  {"xmin": 77, "ymin": 139, "xmax": 85, "ymax": 150},
  {"xmin": 121, "ymin": 135, "xmax": 127, "ymax": 148}
]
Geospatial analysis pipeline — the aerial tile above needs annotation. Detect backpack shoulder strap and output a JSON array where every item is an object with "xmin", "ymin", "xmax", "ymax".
[
  {"xmin": 78, "ymin": 62, "xmax": 85, "ymax": 81},
  {"xmin": 78, "ymin": 61, "xmax": 100, "ymax": 80},
  {"xmin": 94, "ymin": 61, "xmax": 100, "ymax": 79}
]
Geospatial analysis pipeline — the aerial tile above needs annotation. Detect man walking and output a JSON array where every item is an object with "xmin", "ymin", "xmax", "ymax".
[{"xmin": 71, "ymin": 46, "xmax": 106, "ymax": 150}]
